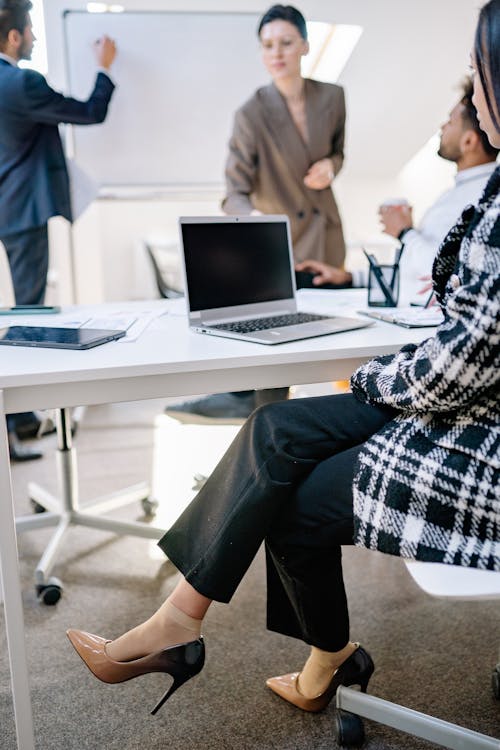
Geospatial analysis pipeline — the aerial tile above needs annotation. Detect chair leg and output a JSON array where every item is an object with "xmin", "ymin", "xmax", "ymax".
[{"xmin": 335, "ymin": 686, "xmax": 500, "ymax": 749}]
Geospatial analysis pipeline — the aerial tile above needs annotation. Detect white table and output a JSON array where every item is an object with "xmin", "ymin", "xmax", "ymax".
[{"xmin": 0, "ymin": 290, "xmax": 434, "ymax": 750}]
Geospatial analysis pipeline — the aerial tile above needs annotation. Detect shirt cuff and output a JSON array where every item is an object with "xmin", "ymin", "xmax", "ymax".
[
  {"xmin": 97, "ymin": 68, "xmax": 115, "ymax": 85},
  {"xmin": 398, "ymin": 227, "xmax": 412, "ymax": 243}
]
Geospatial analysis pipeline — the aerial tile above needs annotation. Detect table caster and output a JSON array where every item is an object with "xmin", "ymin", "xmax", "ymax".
[
  {"xmin": 492, "ymin": 664, "xmax": 500, "ymax": 700},
  {"xmin": 333, "ymin": 709, "xmax": 365, "ymax": 747},
  {"xmin": 36, "ymin": 577, "xmax": 63, "ymax": 605},
  {"xmin": 141, "ymin": 497, "xmax": 159, "ymax": 517}
]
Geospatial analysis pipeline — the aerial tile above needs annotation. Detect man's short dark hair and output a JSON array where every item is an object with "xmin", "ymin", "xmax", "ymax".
[
  {"xmin": 460, "ymin": 76, "xmax": 499, "ymax": 158},
  {"xmin": 0, "ymin": 0, "xmax": 32, "ymax": 47},
  {"xmin": 257, "ymin": 5, "xmax": 308, "ymax": 40}
]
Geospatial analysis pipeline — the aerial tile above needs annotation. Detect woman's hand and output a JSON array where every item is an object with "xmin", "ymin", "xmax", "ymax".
[
  {"xmin": 295, "ymin": 259, "xmax": 352, "ymax": 286},
  {"xmin": 303, "ymin": 158, "xmax": 334, "ymax": 190}
]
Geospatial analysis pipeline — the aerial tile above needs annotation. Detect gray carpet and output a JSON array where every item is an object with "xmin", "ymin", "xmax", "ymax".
[{"xmin": 1, "ymin": 399, "xmax": 499, "ymax": 750}]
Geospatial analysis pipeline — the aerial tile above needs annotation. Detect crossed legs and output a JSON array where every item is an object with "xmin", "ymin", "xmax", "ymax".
[{"xmin": 103, "ymin": 393, "xmax": 395, "ymax": 697}]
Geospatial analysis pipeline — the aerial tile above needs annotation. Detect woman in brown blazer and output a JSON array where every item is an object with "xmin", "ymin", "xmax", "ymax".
[
  {"xmin": 222, "ymin": 4, "xmax": 347, "ymax": 268},
  {"xmin": 166, "ymin": 5, "xmax": 348, "ymax": 422}
]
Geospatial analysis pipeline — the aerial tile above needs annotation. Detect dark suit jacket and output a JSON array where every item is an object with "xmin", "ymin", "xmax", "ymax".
[
  {"xmin": 0, "ymin": 59, "xmax": 115, "ymax": 237},
  {"xmin": 222, "ymin": 79, "xmax": 346, "ymax": 266}
]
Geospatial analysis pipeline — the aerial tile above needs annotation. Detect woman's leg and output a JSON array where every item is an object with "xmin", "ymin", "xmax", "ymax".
[
  {"xmin": 265, "ymin": 444, "xmax": 362, "ymax": 698},
  {"xmin": 161, "ymin": 394, "xmax": 394, "ymax": 602},
  {"xmin": 108, "ymin": 394, "xmax": 394, "ymax": 660}
]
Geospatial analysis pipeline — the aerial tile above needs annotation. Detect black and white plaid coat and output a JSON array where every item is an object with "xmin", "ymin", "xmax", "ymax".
[{"xmin": 350, "ymin": 167, "xmax": 500, "ymax": 570}]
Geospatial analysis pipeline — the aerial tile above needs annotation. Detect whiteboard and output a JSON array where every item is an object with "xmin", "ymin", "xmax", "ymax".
[{"xmin": 64, "ymin": 11, "xmax": 268, "ymax": 187}]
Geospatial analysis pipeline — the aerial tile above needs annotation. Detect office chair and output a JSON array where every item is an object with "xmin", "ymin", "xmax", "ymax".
[
  {"xmin": 334, "ymin": 562, "xmax": 500, "ymax": 749},
  {"xmin": 144, "ymin": 241, "xmax": 184, "ymax": 299}
]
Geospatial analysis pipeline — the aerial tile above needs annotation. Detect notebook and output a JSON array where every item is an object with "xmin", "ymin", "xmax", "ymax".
[
  {"xmin": 358, "ymin": 307, "xmax": 443, "ymax": 328},
  {"xmin": 0, "ymin": 325, "xmax": 126, "ymax": 349},
  {"xmin": 179, "ymin": 215, "xmax": 370, "ymax": 345}
]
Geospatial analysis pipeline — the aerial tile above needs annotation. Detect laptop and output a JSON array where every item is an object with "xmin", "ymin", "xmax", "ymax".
[{"xmin": 179, "ymin": 215, "xmax": 370, "ymax": 345}]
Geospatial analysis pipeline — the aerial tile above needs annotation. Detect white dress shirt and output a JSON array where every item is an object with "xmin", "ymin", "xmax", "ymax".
[
  {"xmin": 399, "ymin": 161, "xmax": 497, "ymax": 302},
  {"xmin": 352, "ymin": 161, "xmax": 498, "ymax": 302}
]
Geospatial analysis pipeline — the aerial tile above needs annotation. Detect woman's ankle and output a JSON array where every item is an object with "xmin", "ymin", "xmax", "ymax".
[
  {"xmin": 157, "ymin": 599, "xmax": 203, "ymax": 640},
  {"xmin": 297, "ymin": 641, "xmax": 358, "ymax": 698},
  {"xmin": 105, "ymin": 602, "xmax": 203, "ymax": 662}
]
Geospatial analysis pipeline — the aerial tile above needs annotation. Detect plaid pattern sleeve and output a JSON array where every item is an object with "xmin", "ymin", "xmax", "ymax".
[
  {"xmin": 350, "ymin": 167, "xmax": 500, "ymax": 570},
  {"xmin": 350, "ymin": 204, "xmax": 500, "ymax": 414}
]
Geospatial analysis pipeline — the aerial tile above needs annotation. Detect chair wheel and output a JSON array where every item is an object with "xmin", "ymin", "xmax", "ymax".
[
  {"xmin": 334, "ymin": 709, "xmax": 365, "ymax": 747},
  {"xmin": 30, "ymin": 498, "xmax": 46, "ymax": 514},
  {"xmin": 492, "ymin": 664, "xmax": 500, "ymax": 700},
  {"xmin": 36, "ymin": 577, "xmax": 63, "ymax": 606},
  {"xmin": 141, "ymin": 497, "xmax": 159, "ymax": 517}
]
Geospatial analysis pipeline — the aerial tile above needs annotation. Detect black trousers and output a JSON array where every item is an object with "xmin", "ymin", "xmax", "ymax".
[
  {"xmin": 2, "ymin": 224, "xmax": 49, "ymax": 435},
  {"xmin": 159, "ymin": 393, "xmax": 396, "ymax": 651}
]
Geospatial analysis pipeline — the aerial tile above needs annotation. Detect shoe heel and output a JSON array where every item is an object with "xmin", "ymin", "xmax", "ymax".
[
  {"xmin": 150, "ymin": 672, "xmax": 191, "ymax": 715},
  {"xmin": 358, "ymin": 665, "xmax": 374, "ymax": 693}
]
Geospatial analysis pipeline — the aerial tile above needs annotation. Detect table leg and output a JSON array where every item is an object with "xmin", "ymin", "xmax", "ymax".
[{"xmin": 0, "ymin": 392, "xmax": 35, "ymax": 750}]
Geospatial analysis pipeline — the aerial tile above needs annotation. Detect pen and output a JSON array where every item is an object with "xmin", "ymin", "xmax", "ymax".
[
  {"xmin": 362, "ymin": 248, "xmax": 397, "ymax": 306},
  {"xmin": 0, "ymin": 305, "xmax": 61, "ymax": 315},
  {"xmin": 389, "ymin": 246, "xmax": 403, "ymax": 291},
  {"xmin": 423, "ymin": 289, "xmax": 435, "ymax": 309},
  {"xmin": 393, "ymin": 245, "xmax": 404, "ymax": 267}
]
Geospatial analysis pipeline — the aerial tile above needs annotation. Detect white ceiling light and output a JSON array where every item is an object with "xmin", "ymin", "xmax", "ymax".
[
  {"xmin": 87, "ymin": 3, "xmax": 124, "ymax": 10},
  {"xmin": 302, "ymin": 22, "xmax": 363, "ymax": 82}
]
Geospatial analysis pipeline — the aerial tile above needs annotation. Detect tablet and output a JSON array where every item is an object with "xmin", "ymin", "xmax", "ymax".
[{"xmin": 0, "ymin": 326, "xmax": 126, "ymax": 349}]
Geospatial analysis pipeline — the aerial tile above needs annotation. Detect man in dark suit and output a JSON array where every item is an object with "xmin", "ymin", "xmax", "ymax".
[{"xmin": 0, "ymin": 0, "xmax": 116, "ymax": 460}]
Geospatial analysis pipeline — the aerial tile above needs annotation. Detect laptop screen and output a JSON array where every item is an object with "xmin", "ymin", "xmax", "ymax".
[{"xmin": 181, "ymin": 220, "xmax": 294, "ymax": 312}]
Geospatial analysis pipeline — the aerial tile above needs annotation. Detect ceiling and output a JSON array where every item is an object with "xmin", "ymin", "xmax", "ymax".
[{"xmin": 303, "ymin": 0, "xmax": 480, "ymax": 177}]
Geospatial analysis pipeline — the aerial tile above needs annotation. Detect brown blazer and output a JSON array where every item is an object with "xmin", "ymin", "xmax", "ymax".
[{"xmin": 222, "ymin": 78, "xmax": 346, "ymax": 266}]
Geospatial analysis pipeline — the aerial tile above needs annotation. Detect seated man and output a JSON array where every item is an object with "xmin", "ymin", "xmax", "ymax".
[{"xmin": 296, "ymin": 78, "xmax": 499, "ymax": 302}]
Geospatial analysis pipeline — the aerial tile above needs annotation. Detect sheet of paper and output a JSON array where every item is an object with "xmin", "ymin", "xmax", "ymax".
[{"xmin": 67, "ymin": 158, "xmax": 99, "ymax": 220}]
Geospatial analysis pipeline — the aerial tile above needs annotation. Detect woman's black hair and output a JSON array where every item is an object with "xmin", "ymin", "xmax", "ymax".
[
  {"xmin": 474, "ymin": 0, "xmax": 500, "ymax": 131},
  {"xmin": 257, "ymin": 5, "xmax": 308, "ymax": 40}
]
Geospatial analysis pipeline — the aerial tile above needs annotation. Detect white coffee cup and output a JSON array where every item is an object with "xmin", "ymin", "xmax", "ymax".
[{"xmin": 380, "ymin": 197, "xmax": 409, "ymax": 208}]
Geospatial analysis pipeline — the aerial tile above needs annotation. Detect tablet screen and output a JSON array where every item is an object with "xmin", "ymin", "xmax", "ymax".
[{"xmin": 0, "ymin": 326, "xmax": 126, "ymax": 349}]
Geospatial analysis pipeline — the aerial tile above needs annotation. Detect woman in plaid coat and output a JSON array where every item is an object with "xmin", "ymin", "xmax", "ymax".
[
  {"xmin": 68, "ymin": 0, "xmax": 500, "ymax": 719},
  {"xmin": 352, "ymin": 169, "xmax": 499, "ymax": 570}
]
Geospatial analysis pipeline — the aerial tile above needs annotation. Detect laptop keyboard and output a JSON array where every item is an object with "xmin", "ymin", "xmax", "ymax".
[{"xmin": 211, "ymin": 311, "xmax": 329, "ymax": 334}]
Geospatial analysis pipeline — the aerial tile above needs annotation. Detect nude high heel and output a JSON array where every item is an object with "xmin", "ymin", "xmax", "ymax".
[
  {"xmin": 266, "ymin": 644, "xmax": 374, "ymax": 713},
  {"xmin": 66, "ymin": 629, "xmax": 205, "ymax": 715}
]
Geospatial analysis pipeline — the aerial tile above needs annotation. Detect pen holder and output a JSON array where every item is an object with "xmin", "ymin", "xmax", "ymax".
[{"xmin": 368, "ymin": 263, "xmax": 400, "ymax": 307}]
